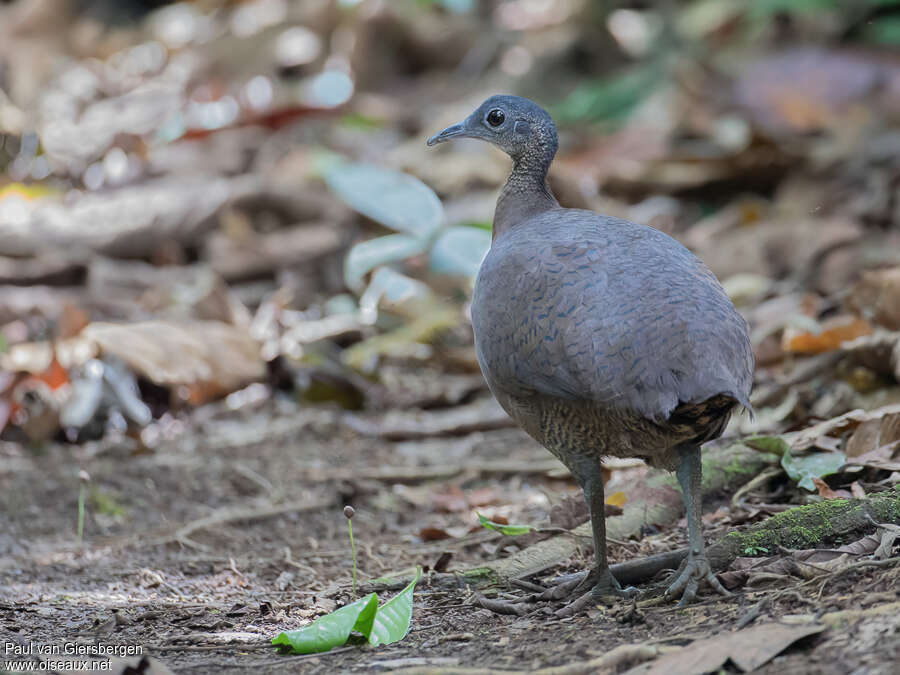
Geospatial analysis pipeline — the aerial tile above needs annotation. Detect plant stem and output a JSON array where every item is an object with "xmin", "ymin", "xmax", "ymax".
[
  {"xmin": 77, "ymin": 483, "xmax": 86, "ymax": 544},
  {"xmin": 347, "ymin": 518, "xmax": 358, "ymax": 599}
]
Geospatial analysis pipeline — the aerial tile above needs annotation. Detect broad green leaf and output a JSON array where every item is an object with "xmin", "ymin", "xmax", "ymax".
[
  {"xmin": 554, "ymin": 63, "xmax": 662, "ymax": 124},
  {"xmin": 781, "ymin": 450, "xmax": 846, "ymax": 492},
  {"xmin": 863, "ymin": 16, "xmax": 900, "ymax": 45},
  {"xmin": 271, "ymin": 592, "xmax": 378, "ymax": 654},
  {"xmin": 367, "ymin": 567, "xmax": 422, "ymax": 647},
  {"xmin": 326, "ymin": 163, "xmax": 443, "ymax": 238},
  {"xmin": 271, "ymin": 567, "xmax": 422, "ymax": 654},
  {"xmin": 744, "ymin": 435, "xmax": 791, "ymax": 456},
  {"xmin": 344, "ymin": 234, "xmax": 427, "ymax": 291},
  {"xmin": 429, "ymin": 226, "xmax": 492, "ymax": 278},
  {"xmin": 477, "ymin": 512, "xmax": 534, "ymax": 536}
]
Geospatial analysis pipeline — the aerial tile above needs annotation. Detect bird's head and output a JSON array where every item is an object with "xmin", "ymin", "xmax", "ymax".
[{"xmin": 426, "ymin": 95, "xmax": 558, "ymax": 163}]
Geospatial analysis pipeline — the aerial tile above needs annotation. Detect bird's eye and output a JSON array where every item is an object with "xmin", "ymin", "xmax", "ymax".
[{"xmin": 486, "ymin": 109, "xmax": 505, "ymax": 127}]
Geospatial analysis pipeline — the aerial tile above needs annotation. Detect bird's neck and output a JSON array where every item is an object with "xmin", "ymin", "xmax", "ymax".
[{"xmin": 493, "ymin": 151, "xmax": 559, "ymax": 240}]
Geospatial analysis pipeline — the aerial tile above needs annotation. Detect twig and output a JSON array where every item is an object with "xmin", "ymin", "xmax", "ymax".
[
  {"xmin": 142, "ymin": 497, "xmax": 335, "ymax": 548},
  {"xmin": 473, "ymin": 593, "xmax": 527, "ymax": 616}
]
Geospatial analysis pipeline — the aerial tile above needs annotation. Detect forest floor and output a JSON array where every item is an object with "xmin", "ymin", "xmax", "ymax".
[{"xmin": 2, "ymin": 398, "xmax": 898, "ymax": 674}]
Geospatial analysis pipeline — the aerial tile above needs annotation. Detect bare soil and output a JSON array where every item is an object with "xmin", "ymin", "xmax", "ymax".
[{"xmin": 1, "ymin": 399, "xmax": 898, "ymax": 673}]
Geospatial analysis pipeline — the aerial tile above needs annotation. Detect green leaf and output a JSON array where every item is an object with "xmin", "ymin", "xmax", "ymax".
[
  {"xmin": 271, "ymin": 567, "xmax": 423, "ymax": 654},
  {"xmin": 271, "ymin": 593, "xmax": 378, "ymax": 654},
  {"xmin": 429, "ymin": 226, "xmax": 492, "ymax": 278},
  {"xmin": 744, "ymin": 435, "xmax": 791, "ymax": 456},
  {"xmin": 0, "ymin": 333, "xmax": 7, "ymax": 353},
  {"xmin": 862, "ymin": 15, "xmax": 900, "ymax": 46},
  {"xmin": 367, "ymin": 567, "xmax": 422, "ymax": 646},
  {"xmin": 554, "ymin": 64, "xmax": 662, "ymax": 124},
  {"xmin": 344, "ymin": 234, "xmax": 427, "ymax": 290},
  {"xmin": 781, "ymin": 450, "xmax": 846, "ymax": 492},
  {"xmin": 477, "ymin": 512, "xmax": 534, "ymax": 536},
  {"xmin": 359, "ymin": 267, "xmax": 433, "ymax": 322},
  {"xmin": 326, "ymin": 163, "xmax": 444, "ymax": 238}
]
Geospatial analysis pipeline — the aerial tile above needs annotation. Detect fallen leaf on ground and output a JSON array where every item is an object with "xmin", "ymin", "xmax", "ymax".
[
  {"xmin": 781, "ymin": 449, "xmax": 845, "ymax": 492},
  {"xmin": 782, "ymin": 316, "xmax": 872, "ymax": 354},
  {"xmin": 789, "ymin": 403, "xmax": 900, "ymax": 452},
  {"xmin": 606, "ymin": 491, "xmax": 627, "ymax": 508},
  {"xmin": 812, "ymin": 477, "xmax": 851, "ymax": 500},
  {"xmin": 272, "ymin": 567, "xmax": 421, "ymax": 654},
  {"xmin": 624, "ymin": 622, "xmax": 825, "ymax": 674},
  {"xmin": 83, "ymin": 320, "xmax": 265, "ymax": 404},
  {"xmin": 849, "ymin": 267, "xmax": 900, "ymax": 330}
]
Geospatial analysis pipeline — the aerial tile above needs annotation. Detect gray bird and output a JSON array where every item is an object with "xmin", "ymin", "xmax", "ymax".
[{"xmin": 427, "ymin": 95, "xmax": 753, "ymax": 606}]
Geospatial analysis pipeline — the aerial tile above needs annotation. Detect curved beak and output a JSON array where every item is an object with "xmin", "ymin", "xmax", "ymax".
[{"xmin": 426, "ymin": 122, "xmax": 468, "ymax": 146}]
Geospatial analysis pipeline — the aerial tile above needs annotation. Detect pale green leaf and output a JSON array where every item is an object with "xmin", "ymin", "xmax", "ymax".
[
  {"xmin": 477, "ymin": 512, "xmax": 534, "ymax": 536},
  {"xmin": 344, "ymin": 234, "xmax": 427, "ymax": 291},
  {"xmin": 326, "ymin": 163, "xmax": 443, "ymax": 238},
  {"xmin": 359, "ymin": 267, "xmax": 433, "ymax": 323},
  {"xmin": 781, "ymin": 450, "xmax": 846, "ymax": 492},
  {"xmin": 744, "ymin": 435, "xmax": 791, "ymax": 456},
  {"xmin": 429, "ymin": 226, "xmax": 492, "ymax": 278},
  {"xmin": 368, "ymin": 567, "xmax": 422, "ymax": 646},
  {"xmin": 271, "ymin": 592, "xmax": 378, "ymax": 654}
]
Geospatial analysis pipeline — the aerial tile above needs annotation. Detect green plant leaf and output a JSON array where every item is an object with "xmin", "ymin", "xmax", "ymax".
[
  {"xmin": 271, "ymin": 567, "xmax": 422, "ymax": 654},
  {"xmin": 359, "ymin": 267, "xmax": 433, "ymax": 323},
  {"xmin": 477, "ymin": 512, "xmax": 534, "ymax": 536},
  {"xmin": 744, "ymin": 435, "xmax": 791, "ymax": 456},
  {"xmin": 429, "ymin": 226, "xmax": 492, "ymax": 278},
  {"xmin": 554, "ymin": 63, "xmax": 662, "ymax": 124},
  {"xmin": 344, "ymin": 234, "xmax": 427, "ymax": 291},
  {"xmin": 271, "ymin": 593, "xmax": 378, "ymax": 654},
  {"xmin": 781, "ymin": 450, "xmax": 846, "ymax": 492},
  {"xmin": 326, "ymin": 163, "xmax": 444, "ymax": 238},
  {"xmin": 367, "ymin": 567, "xmax": 422, "ymax": 646}
]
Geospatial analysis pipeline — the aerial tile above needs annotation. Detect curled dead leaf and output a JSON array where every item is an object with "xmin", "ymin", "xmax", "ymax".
[{"xmin": 782, "ymin": 316, "xmax": 872, "ymax": 354}]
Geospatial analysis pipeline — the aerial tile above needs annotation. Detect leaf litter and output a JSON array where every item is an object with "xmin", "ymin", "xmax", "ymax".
[{"xmin": 2, "ymin": 0, "xmax": 900, "ymax": 672}]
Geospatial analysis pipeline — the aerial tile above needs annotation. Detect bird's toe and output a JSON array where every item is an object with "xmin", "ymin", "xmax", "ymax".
[{"xmin": 665, "ymin": 555, "xmax": 728, "ymax": 606}]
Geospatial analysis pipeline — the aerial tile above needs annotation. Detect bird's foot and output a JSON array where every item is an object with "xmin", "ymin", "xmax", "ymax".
[
  {"xmin": 664, "ymin": 554, "xmax": 728, "ymax": 606},
  {"xmin": 536, "ymin": 568, "xmax": 637, "ymax": 617}
]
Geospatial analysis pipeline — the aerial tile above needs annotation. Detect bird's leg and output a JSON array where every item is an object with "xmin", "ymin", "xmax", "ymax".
[
  {"xmin": 665, "ymin": 445, "xmax": 729, "ymax": 606},
  {"xmin": 548, "ymin": 470, "xmax": 635, "ymax": 602},
  {"xmin": 536, "ymin": 463, "xmax": 636, "ymax": 616},
  {"xmin": 583, "ymin": 471, "xmax": 624, "ymax": 597}
]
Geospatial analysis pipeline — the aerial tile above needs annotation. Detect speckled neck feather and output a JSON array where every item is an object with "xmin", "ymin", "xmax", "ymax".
[{"xmin": 493, "ymin": 125, "xmax": 559, "ymax": 239}]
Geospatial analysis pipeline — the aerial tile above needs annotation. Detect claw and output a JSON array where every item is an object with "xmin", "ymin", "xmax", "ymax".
[
  {"xmin": 665, "ymin": 555, "xmax": 729, "ymax": 606},
  {"xmin": 540, "ymin": 568, "xmax": 637, "ymax": 616}
]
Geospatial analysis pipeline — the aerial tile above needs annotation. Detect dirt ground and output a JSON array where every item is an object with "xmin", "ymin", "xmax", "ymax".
[{"xmin": 2, "ymin": 396, "xmax": 898, "ymax": 674}]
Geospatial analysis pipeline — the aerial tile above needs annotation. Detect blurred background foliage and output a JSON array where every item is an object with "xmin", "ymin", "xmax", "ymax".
[{"xmin": 1, "ymin": 0, "xmax": 900, "ymax": 452}]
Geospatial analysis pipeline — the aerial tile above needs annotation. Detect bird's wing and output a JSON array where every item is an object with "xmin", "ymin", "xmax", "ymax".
[{"xmin": 472, "ymin": 212, "xmax": 753, "ymax": 422}]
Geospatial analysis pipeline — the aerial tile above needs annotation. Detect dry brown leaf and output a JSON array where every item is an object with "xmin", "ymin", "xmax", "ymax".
[
  {"xmin": 849, "ymin": 267, "xmax": 900, "ymax": 330},
  {"xmin": 841, "ymin": 330, "xmax": 900, "ymax": 381},
  {"xmin": 847, "ymin": 441, "xmax": 900, "ymax": 472},
  {"xmin": 82, "ymin": 320, "xmax": 265, "ymax": 404},
  {"xmin": 788, "ymin": 403, "xmax": 900, "ymax": 452},
  {"xmin": 812, "ymin": 477, "xmax": 851, "ymax": 500},
  {"xmin": 845, "ymin": 412, "xmax": 900, "ymax": 458},
  {"xmin": 782, "ymin": 316, "xmax": 872, "ymax": 354},
  {"xmin": 549, "ymin": 494, "xmax": 589, "ymax": 530},
  {"xmin": 721, "ymin": 535, "xmax": 881, "ymax": 588},
  {"xmin": 624, "ymin": 622, "xmax": 825, "ymax": 674},
  {"xmin": 419, "ymin": 527, "xmax": 452, "ymax": 542}
]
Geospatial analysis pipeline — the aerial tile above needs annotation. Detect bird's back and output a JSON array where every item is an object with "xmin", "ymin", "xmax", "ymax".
[{"xmin": 471, "ymin": 208, "xmax": 753, "ymax": 444}]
